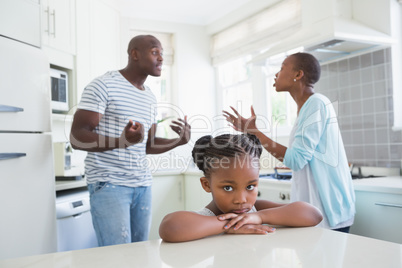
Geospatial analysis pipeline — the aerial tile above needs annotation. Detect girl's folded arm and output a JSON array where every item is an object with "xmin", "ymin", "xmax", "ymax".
[
  {"xmin": 255, "ymin": 200, "xmax": 323, "ymax": 227},
  {"xmin": 159, "ymin": 211, "xmax": 227, "ymax": 242}
]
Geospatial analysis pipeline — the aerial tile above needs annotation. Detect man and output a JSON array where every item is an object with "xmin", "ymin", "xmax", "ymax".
[{"xmin": 70, "ymin": 35, "xmax": 191, "ymax": 246}]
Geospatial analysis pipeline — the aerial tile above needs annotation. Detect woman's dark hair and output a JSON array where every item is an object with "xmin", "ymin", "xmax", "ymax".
[
  {"xmin": 191, "ymin": 133, "xmax": 263, "ymax": 177},
  {"xmin": 290, "ymin": 52, "xmax": 321, "ymax": 86}
]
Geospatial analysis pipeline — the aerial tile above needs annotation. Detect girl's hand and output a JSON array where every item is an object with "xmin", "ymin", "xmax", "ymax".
[
  {"xmin": 224, "ymin": 224, "xmax": 276, "ymax": 235},
  {"xmin": 218, "ymin": 212, "xmax": 263, "ymax": 231}
]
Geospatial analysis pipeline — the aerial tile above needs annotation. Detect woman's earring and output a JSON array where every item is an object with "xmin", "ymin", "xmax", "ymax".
[{"xmin": 294, "ymin": 79, "xmax": 296, "ymax": 82}]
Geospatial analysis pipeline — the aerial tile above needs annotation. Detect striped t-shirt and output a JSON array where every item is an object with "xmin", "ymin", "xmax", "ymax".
[{"xmin": 77, "ymin": 71, "xmax": 157, "ymax": 187}]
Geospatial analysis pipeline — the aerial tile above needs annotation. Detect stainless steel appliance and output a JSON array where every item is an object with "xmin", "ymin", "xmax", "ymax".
[
  {"xmin": 0, "ymin": 35, "xmax": 57, "ymax": 258},
  {"xmin": 56, "ymin": 188, "xmax": 98, "ymax": 252}
]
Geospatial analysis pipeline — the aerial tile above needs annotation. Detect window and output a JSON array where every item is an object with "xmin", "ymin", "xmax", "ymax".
[
  {"xmin": 264, "ymin": 54, "xmax": 297, "ymax": 136},
  {"xmin": 216, "ymin": 53, "xmax": 297, "ymax": 137},
  {"xmin": 216, "ymin": 56, "xmax": 253, "ymax": 129},
  {"xmin": 145, "ymin": 64, "xmax": 172, "ymax": 119},
  {"xmin": 212, "ymin": 0, "xmax": 302, "ymax": 135}
]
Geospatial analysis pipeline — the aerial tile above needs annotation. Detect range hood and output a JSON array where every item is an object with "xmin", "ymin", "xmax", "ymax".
[{"xmin": 252, "ymin": 0, "xmax": 396, "ymax": 63}]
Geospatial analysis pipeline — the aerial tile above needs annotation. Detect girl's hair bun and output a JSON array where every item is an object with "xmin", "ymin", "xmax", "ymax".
[
  {"xmin": 246, "ymin": 133, "xmax": 263, "ymax": 157},
  {"xmin": 191, "ymin": 135, "xmax": 212, "ymax": 172},
  {"xmin": 191, "ymin": 134, "xmax": 262, "ymax": 177}
]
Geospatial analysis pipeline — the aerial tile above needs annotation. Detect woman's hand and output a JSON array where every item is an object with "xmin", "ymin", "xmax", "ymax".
[
  {"xmin": 170, "ymin": 115, "xmax": 191, "ymax": 145},
  {"xmin": 223, "ymin": 106, "xmax": 258, "ymax": 134}
]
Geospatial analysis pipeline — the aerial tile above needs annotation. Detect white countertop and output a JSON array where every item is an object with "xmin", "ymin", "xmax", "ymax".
[
  {"xmin": 353, "ymin": 176, "xmax": 402, "ymax": 194},
  {"xmin": 55, "ymin": 179, "xmax": 87, "ymax": 191},
  {"xmin": 56, "ymin": 170, "xmax": 402, "ymax": 195},
  {"xmin": 1, "ymin": 227, "xmax": 401, "ymax": 268},
  {"xmin": 259, "ymin": 174, "xmax": 402, "ymax": 195}
]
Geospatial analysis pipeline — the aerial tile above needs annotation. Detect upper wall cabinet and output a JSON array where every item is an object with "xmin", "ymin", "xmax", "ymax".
[
  {"xmin": 75, "ymin": 0, "xmax": 121, "ymax": 106},
  {"xmin": 0, "ymin": 0, "xmax": 41, "ymax": 47},
  {"xmin": 41, "ymin": 0, "xmax": 76, "ymax": 55}
]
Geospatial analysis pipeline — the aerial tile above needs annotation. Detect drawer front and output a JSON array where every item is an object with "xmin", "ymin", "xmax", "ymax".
[
  {"xmin": 350, "ymin": 191, "xmax": 402, "ymax": 244},
  {"xmin": 258, "ymin": 180, "xmax": 291, "ymax": 203}
]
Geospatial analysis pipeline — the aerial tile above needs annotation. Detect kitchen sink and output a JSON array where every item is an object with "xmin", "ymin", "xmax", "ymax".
[
  {"xmin": 351, "ymin": 174, "xmax": 384, "ymax": 180},
  {"xmin": 259, "ymin": 172, "xmax": 292, "ymax": 180}
]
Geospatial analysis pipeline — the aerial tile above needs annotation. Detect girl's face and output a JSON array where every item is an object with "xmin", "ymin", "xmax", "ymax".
[
  {"xmin": 274, "ymin": 55, "xmax": 298, "ymax": 92},
  {"xmin": 201, "ymin": 155, "xmax": 260, "ymax": 215}
]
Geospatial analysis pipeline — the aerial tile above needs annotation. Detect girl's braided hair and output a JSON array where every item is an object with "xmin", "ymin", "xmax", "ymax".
[{"xmin": 191, "ymin": 133, "xmax": 262, "ymax": 178}]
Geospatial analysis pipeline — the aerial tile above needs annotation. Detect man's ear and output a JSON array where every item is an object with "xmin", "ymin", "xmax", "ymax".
[
  {"xmin": 200, "ymin": 177, "xmax": 211, "ymax": 193},
  {"xmin": 130, "ymin": 49, "xmax": 138, "ymax": 60}
]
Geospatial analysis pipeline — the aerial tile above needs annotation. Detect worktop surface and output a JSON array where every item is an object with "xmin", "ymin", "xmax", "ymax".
[
  {"xmin": 1, "ymin": 227, "xmax": 401, "ymax": 268},
  {"xmin": 352, "ymin": 176, "xmax": 402, "ymax": 194}
]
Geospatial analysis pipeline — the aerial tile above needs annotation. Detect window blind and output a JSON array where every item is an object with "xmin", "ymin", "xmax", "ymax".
[{"xmin": 211, "ymin": 0, "xmax": 302, "ymax": 65}]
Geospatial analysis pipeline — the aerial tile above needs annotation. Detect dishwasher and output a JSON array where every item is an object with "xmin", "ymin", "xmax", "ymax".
[{"xmin": 56, "ymin": 187, "xmax": 98, "ymax": 252}]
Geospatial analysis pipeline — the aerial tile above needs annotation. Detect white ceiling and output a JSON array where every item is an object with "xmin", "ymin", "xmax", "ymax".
[{"xmin": 111, "ymin": 0, "xmax": 255, "ymax": 25}]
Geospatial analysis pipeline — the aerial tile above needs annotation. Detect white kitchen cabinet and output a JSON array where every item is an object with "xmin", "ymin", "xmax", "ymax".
[
  {"xmin": 0, "ymin": 0, "xmax": 41, "ymax": 47},
  {"xmin": 41, "ymin": 0, "xmax": 76, "ymax": 55},
  {"xmin": 0, "ymin": 133, "xmax": 57, "ymax": 259},
  {"xmin": 350, "ymin": 190, "xmax": 402, "ymax": 244},
  {"xmin": 0, "ymin": 36, "xmax": 57, "ymax": 259},
  {"xmin": 75, "ymin": 0, "xmax": 121, "ymax": 106},
  {"xmin": 149, "ymin": 174, "xmax": 185, "ymax": 240},
  {"xmin": 183, "ymin": 172, "xmax": 212, "ymax": 211},
  {"xmin": 0, "ymin": 36, "xmax": 51, "ymax": 133},
  {"xmin": 257, "ymin": 179, "xmax": 291, "ymax": 204}
]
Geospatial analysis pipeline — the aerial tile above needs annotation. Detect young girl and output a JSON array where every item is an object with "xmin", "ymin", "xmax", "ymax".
[
  {"xmin": 159, "ymin": 134, "xmax": 323, "ymax": 242},
  {"xmin": 223, "ymin": 52, "xmax": 356, "ymax": 233}
]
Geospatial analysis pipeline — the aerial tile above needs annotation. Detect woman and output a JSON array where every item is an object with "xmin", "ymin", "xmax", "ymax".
[{"xmin": 223, "ymin": 52, "xmax": 355, "ymax": 232}]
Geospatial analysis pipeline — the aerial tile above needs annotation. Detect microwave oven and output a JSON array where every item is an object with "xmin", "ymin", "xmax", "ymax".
[{"xmin": 50, "ymin": 68, "xmax": 69, "ymax": 112}]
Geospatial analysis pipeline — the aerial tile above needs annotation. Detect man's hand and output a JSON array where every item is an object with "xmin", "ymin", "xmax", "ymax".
[
  {"xmin": 170, "ymin": 115, "xmax": 191, "ymax": 145},
  {"xmin": 120, "ymin": 120, "xmax": 144, "ymax": 147}
]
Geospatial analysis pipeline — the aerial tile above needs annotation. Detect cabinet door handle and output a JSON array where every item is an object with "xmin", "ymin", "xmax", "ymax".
[
  {"xmin": 51, "ymin": 9, "xmax": 56, "ymax": 37},
  {"xmin": 0, "ymin": 153, "xmax": 27, "ymax": 161},
  {"xmin": 0, "ymin": 104, "xmax": 24, "ymax": 113},
  {"xmin": 375, "ymin": 202, "xmax": 402, "ymax": 208},
  {"xmin": 44, "ymin": 6, "xmax": 50, "ymax": 34}
]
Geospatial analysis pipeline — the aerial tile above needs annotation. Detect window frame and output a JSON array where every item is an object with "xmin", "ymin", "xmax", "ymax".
[{"xmin": 215, "ymin": 54, "xmax": 297, "ymax": 137}]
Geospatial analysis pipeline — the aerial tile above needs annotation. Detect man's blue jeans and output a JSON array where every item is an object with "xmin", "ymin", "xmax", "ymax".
[{"xmin": 88, "ymin": 182, "xmax": 152, "ymax": 246}]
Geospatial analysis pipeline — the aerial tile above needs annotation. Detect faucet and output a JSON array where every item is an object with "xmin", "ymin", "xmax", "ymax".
[{"xmin": 350, "ymin": 164, "xmax": 363, "ymax": 179}]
